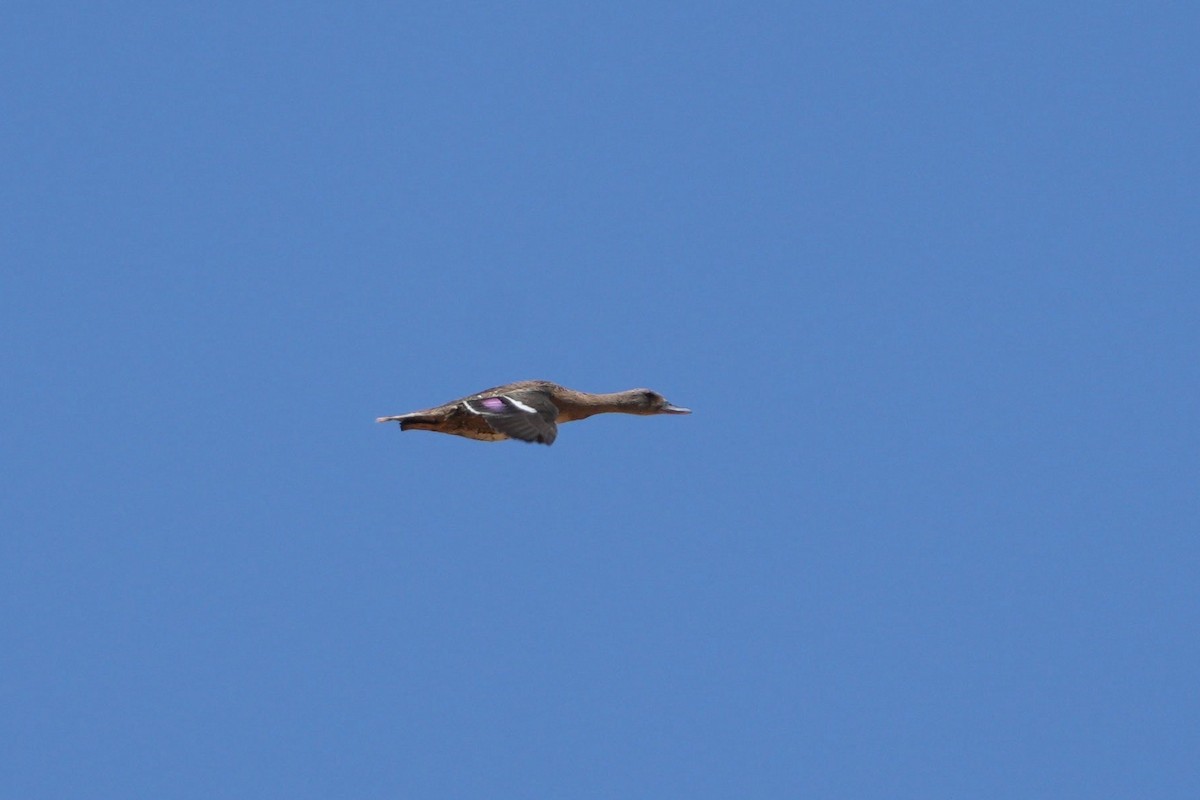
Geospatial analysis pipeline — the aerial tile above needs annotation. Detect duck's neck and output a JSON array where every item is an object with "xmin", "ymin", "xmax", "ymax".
[{"xmin": 555, "ymin": 389, "xmax": 641, "ymax": 421}]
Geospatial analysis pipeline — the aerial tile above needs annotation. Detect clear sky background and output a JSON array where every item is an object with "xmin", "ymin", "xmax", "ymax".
[{"xmin": 3, "ymin": 3, "xmax": 1197, "ymax": 798}]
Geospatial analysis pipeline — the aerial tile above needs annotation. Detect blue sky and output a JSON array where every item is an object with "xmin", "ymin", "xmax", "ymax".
[{"xmin": 3, "ymin": 3, "xmax": 1197, "ymax": 797}]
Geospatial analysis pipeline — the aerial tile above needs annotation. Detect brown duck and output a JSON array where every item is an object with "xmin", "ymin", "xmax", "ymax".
[{"xmin": 376, "ymin": 380, "xmax": 691, "ymax": 445}]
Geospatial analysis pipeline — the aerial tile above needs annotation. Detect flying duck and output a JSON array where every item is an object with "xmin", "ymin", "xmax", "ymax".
[{"xmin": 376, "ymin": 380, "xmax": 691, "ymax": 445}]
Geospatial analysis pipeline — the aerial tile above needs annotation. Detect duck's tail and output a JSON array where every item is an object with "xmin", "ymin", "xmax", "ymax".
[{"xmin": 376, "ymin": 413, "xmax": 436, "ymax": 430}]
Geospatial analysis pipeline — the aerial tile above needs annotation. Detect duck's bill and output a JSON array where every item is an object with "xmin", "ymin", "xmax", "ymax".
[{"xmin": 661, "ymin": 403, "xmax": 692, "ymax": 414}]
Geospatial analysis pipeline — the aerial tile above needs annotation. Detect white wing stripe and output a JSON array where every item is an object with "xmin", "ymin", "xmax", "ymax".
[{"xmin": 504, "ymin": 395, "xmax": 539, "ymax": 414}]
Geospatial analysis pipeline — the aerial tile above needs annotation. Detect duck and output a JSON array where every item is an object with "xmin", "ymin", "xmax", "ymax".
[{"xmin": 376, "ymin": 380, "xmax": 691, "ymax": 445}]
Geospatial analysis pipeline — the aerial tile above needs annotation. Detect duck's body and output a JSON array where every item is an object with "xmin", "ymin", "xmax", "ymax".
[{"xmin": 376, "ymin": 380, "xmax": 690, "ymax": 446}]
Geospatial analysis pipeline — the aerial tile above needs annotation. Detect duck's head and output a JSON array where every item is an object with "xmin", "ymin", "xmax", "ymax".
[{"xmin": 621, "ymin": 388, "xmax": 692, "ymax": 415}]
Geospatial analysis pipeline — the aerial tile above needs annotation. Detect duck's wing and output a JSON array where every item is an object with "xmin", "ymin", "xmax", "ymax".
[{"xmin": 462, "ymin": 390, "xmax": 558, "ymax": 445}]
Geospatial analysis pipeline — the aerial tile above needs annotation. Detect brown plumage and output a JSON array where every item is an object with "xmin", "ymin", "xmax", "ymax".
[{"xmin": 376, "ymin": 380, "xmax": 691, "ymax": 445}]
